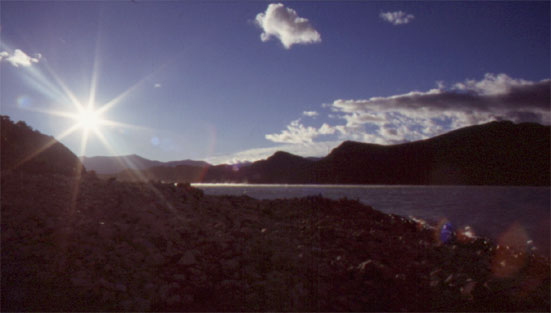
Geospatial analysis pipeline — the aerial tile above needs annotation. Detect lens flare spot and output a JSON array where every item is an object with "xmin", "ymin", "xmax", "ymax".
[
  {"xmin": 492, "ymin": 223, "xmax": 529, "ymax": 278},
  {"xmin": 151, "ymin": 136, "xmax": 160, "ymax": 146},
  {"xmin": 17, "ymin": 95, "xmax": 32, "ymax": 108}
]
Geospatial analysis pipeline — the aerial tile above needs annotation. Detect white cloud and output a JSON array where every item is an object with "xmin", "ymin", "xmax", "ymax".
[
  {"xmin": 264, "ymin": 73, "xmax": 550, "ymax": 150},
  {"xmin": 318, "ymin": 123, "xmax": 335, "ymax": 135},
  {"xmin": 331, "ymin": 74, "xmax": 550, "ymax": 123},
  {"xmin": 265, "ymin": 119, "xmax": 318, "ymax": 144},
  {"xmin": 265, "ymin": 119, "xmax": 337, "ymax": 144},
  {"xmin": 255, "ymin": 3, "xmax": 321, "ymax": 49},
  {"xmin": 154, "ymin": 83, "xmax": 162, "ymax": 88},
  {"xmin": 303, "ymin": 110, "xmax": 318, "ymax": 117},
  {"xmin": 453, "ymin": 73, "xmax": 532, "ymax": 95},
  {"xmin": 380, "ymin": 11, "xmax": 415, "ymax": 25},
  {"xmin": 326, "ymin": 73, "xmax": 550, "ymax": 143},
  {"xmin": 0, "ymin": 49, "xmax": 41, "ymax": 67}
]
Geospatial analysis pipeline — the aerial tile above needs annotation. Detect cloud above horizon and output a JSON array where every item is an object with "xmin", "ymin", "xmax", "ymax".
[
  {"xmin": 255, "ymin": 3, "xmax": 321, "ymax": 49},
  {"xmin": 380, "ymin": 11, "xmax": 415, "ymax": 25},
  {"xmin": 265, "ymin": 119, "xmax": 335, "ymax": 144},
  {"xmin": 0, "ymin": 49, "xmax": 41, "ymax": 67},
  {"xmin": 332, "ymin": 73, "xmax": 550, "ymax": 124},
  {"xmin": 266, "ymin": 73, "xmax": 550, "ymax": 148},
  {"xmin": 210, "ymin": 73, "xmax": 549, "ymax": 164}
]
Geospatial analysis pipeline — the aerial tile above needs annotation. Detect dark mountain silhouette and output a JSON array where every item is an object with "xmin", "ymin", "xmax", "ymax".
[
  {"xmin": 80, "ymin": 155, "xmax": 209, "ymax": 174},
  {"xmin": 1, "ymin": 115, "xmax": 83, "ymax": 176},
  {"xmin": 117, "ymin": 163, "xmax": 209, "ymax": 182},
  {"xmin": 312, "ymin": 121, "xmax": 550, "ymax": 185},
  {"xmin": 238, "ymin": 151, "xmax": 316, "ymax": 183},
  {"xmin": 3, "ymin": 115, "xmax": 548, "ymax": 185},
  {"xmin": 116, "ymin": 121, "xmax": 550, "ymax": 186}
]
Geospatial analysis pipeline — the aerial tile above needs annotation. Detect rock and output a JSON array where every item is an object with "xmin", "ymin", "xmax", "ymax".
[
  {"xmin": 179, "ymin": 250, "xmax": 197, "ymax": 266},
  {"xmin": 120, "ymin": 299, "xmax": 133, "ymax": 311},
  {"xmin": 149, "ymin": 253, "xmax": 165, "ymax": 266},
  {"xmin": 224, "ymin": 258, "xmax": 240, "ymax": 272},
  {"xmin": 115, "ymin": 283, "xmax": 127, "ymax": 292},
  {"xmin": 220, "ymin": 280, "xmax": 239, "ymax": 289},
  {"xmin": 182, "ymin": 294, "xmax": 194, "ymax": 304},
  {"xmin": 167, "ymin": 294, "xmax": 181, "ymax": 306},
  {"xmin": 159, "ymin": 284, "xmax": 172, "ymax": 300},
  {"xmin": 97, "ymin": 278, "xmax": 114, "ymax": 289},
  {"xmin": 174, "ymin": 274, "xmax": 187, "ymax": 281},
  {"xmin": 71, "ymin": 271, "xmax": 90, "ymax": 287},
  {"xmin": 134, "ymin": 297, "xmax": 151, "ymax": 311}
]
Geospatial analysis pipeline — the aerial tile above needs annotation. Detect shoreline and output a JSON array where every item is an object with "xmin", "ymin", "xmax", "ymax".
[{"xmin": 2, "ymin": 172, "xmax": 549, "ymax": 311}]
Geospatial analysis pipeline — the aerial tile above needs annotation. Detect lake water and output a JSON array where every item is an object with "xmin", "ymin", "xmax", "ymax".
[{"xmin": 193, "ymin": 184, "xmax": 550, "ymax": 257}]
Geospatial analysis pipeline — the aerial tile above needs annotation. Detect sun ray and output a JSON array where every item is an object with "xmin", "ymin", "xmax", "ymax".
[
  {"xmin": 12, "ymin": 123, "xmax": 81, "ymax": 171},
  {"xmin": 93, "ymin": 129, "xmax": 147, "ymax": 182},
  {"xmin": 41, "ymin": 59, "xmax": 84, "ymax": 112},
  {"xmin": 96, "ymin": 74, "xmax": 152, "ymax": 116},
  {"xmin": 99, "ymin": 119, "xmax": 153, "ymax": 131},
  {"xmin": 21, "ymin": 66, "xmax": 68, "ymax": 102},
  {"xmin": 95, "ymin": 60, "xmax": 171, "ymax": 116},
  {"xmin": 92, "ymin": 129, "xmax": 186, "ymax": 221},
  {"xmin": 80, "ymin": 128, "xmax": 90, "ymax": 157},
  {"xmin": 88, "ymin": 40, "xmax": 101, "ymax": 111},
  {"xmin": 22, "ymin": 106, "xmax": 79, "ymax": 120}
]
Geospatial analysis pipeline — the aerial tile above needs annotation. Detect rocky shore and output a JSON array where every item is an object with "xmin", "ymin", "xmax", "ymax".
[{"xmin": 2, "ymin": 171, "xmax": 549, "ymax": 312}]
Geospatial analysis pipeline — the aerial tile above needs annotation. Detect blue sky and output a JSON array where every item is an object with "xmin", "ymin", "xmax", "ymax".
[{"xmin": 1, "ymin": 1, "xmax": 549, "ymax": 164}]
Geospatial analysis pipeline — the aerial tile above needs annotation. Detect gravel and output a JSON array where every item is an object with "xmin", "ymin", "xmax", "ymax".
[{"xmin": 2, "ymin": 171, "xmax": 549, "ymax": 311}]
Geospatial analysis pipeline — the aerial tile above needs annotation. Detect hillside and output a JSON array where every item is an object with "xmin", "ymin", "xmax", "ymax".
[
  {"xmin": 314, "ymin": 121, "xmax": 550, "ymax": 185},
  {"xmin": 0, "ymin": 115, "xmax": 83, "ymax": 176}
]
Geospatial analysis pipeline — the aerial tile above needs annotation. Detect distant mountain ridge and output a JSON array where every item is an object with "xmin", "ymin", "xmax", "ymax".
[
  {"xmin": 2, "ymin": 115, "xmax": 549, "ymax": 186},
  {"xmin": 80, "ymin": 155, "xmax": 209, "ymax": 174},
  {"xmin": 114, "ymin": 121, "xmax": 550, "ymax": 186}
]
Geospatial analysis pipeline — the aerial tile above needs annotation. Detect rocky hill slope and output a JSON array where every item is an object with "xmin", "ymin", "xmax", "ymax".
[
  {"xmin": 2, "ymin": 171, "xmax": 549, "ymax": 311},
  {"xmin": 1, "ymin": 115, "xmax": 83, "ymax": 176},
  {"xmin": 312, "ymin": 121, "xmax": 550, "ymax": 185}
]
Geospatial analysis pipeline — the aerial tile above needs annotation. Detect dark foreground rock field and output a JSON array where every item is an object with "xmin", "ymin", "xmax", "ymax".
[{"xmin": 2, "ymin": 172, "xmax": 549, "ymax": 311}]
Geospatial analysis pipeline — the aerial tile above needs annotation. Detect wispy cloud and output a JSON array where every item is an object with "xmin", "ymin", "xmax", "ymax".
[
  {"xmin": 380, "ymin": 11, "xmax": 415, "ymax": 25},
  {"xmin": 265, "ymin": 119, "xmax": 335, "ymax": 144},
  {"xmin": 255, "ymin": 3, "xmax": 321, "ymax": 49},
  {"xmin": 0, "ymin": 49, "xmax": 41, "ymax": 67},
  {"xmin": 154, "ymin": 83, "xmax": 162, "ymax": 88},
  {"xmin": 303, "ymin": 110, "xmax": 318, "ymax": 117}
]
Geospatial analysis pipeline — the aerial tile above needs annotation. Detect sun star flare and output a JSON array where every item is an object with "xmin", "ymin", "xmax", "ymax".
[{"xmin": 76, "ymin": 106, "xmax": 103, "ymax": 131}]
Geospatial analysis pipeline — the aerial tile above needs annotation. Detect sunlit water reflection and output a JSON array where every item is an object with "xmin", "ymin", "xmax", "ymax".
[{"xmin": 193, "ymin": 184, "xmax": 550, "ymax": 257}]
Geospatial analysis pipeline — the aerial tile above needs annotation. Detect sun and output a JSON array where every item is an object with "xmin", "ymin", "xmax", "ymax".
[{"xmin": 76, "ymin": 106, "xmax": 103, "ymax": 131}]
